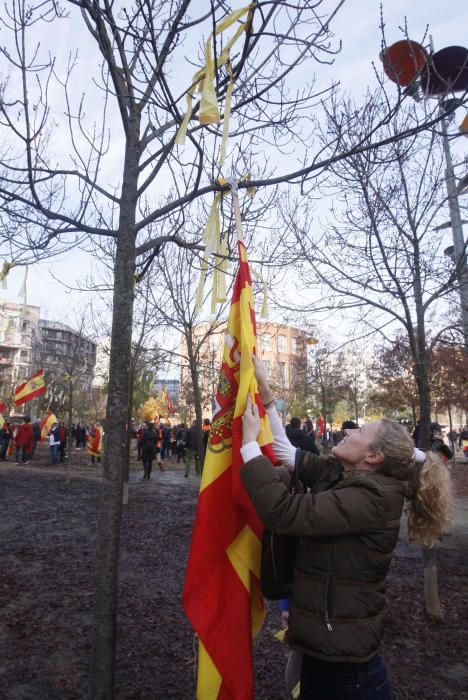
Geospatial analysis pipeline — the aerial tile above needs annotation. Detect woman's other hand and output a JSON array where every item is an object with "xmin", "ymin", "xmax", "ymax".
[
  {"xmin": 242, "ymin": 395, "xmax": 261, "ymax": 444},
  {"xmin": 252, "ymin": 354, "xmax": 274, "ymax": 405}
]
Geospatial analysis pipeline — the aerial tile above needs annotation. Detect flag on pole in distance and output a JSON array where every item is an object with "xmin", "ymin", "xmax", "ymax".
[
  {"xmin": 183, "ymin": 241, "xmax": 276, "ymax": 700},
  {"xmin": 40, "ymin": 411, "xmax": 58, "ymax": 443},
  {"xmin": 14, "ymin": 369, "xmax": 46, "ymax": 406},
  {"xmin": 161, "ymin": 385, "xmax": 176, "ymax": 415}
]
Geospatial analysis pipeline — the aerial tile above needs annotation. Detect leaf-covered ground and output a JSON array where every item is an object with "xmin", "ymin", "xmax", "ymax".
[{"xmin": 0, "ymin": 446, "xmax": 467, "ymax": 699}]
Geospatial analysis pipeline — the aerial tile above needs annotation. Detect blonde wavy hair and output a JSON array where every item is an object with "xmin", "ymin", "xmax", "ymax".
[{"xmin": 370, "ymin": 418, "xmax": 452, "ymax": 547}]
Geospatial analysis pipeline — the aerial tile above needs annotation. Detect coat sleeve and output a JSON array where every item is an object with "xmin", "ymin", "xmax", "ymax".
[
  {"xmin": 241, "ymin": 456, "xmax": 386, "ymax": 537},
  {"xmin": 296, "ymin": 450, "xmax": 343, "ymax": 492}
]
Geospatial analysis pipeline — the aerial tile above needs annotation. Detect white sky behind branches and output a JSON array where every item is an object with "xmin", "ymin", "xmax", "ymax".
[{"xmin": 0, "ymin": 0, "xmax": 467, "ymax": 344}]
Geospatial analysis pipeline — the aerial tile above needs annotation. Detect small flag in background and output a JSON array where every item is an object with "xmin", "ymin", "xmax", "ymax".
[
  {"xmin": 161, "ymin": 385, "xmax": 176, "ymax": 415},
  {"xmin": 40, "ymin": 411, "xmax": 58, "ymax": 443},
  {"xmin": 14, "ymin": 369, "xmax": 46, "ymax": 406}
]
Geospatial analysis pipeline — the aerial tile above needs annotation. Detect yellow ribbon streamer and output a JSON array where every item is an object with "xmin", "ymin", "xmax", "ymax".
[
  {"xmin": 0, "ymin": 261, "xmax": 14, "ymax": 289},
  {"xmin": 196, "ymin": 191, "xmax": 223, "ymax": 313},
  {"xmin": 175, "ymin": 3, "xmax": 255, "ymax": 146},
  {"xmin": 18, "ymin": 265, "xmax": 28, "ymax": 314},
  {"xmin": 196, "ymin": 175, "xmax": 258, "ymax": 315}
]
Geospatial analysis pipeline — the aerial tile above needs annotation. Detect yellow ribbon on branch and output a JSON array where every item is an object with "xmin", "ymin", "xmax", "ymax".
[
  {"xmin": 196, "ymin": 175, "xmax": 260, "ymax": 315},
  {"xmin": 0, "ymin": 262, "xmax": 15, "ymax": 289},
  {"xmin": 175, "ymin": 2, "xmax": 255, "ymax": 162}
]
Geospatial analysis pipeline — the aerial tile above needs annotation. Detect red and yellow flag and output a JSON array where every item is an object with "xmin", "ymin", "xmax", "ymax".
[
  {"xmin": 14, "ymin": 369, "xmax": 46, "ymax": 406},
  {"xmin": 161, "ymin": 385, "xmax": 175, "ymax": 415},
  {"xmin": 183, "ymin": 241, "xmax": 276, "ymax": 699},
  {"xmin": 87, "ymin": 427, "xmax": 102, "ymax": 457},
  {"xmin": 40, "ymin": 411, "xmax": 58, "ymax": 443}
]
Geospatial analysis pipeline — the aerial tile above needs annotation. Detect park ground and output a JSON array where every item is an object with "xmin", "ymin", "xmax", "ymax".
[{"xmin": 0, "ymin": 444, "xmax": 467, "ymax": 699}]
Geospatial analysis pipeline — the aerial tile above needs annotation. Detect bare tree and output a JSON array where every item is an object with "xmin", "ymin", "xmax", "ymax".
[
  {"xmin": 369, "ymin": 337, "xmax": 420, "ymax": 424},
  {"xmin": 283, "ymin": 97, "xmax": 465, "ymax": 619},
  {"xmin": 146, "ymin": 244, "xmax": 229, "ymax": 466},
  {"xmin": 0, "ymin": 3, "xmax": 454, "ymax": 695}
]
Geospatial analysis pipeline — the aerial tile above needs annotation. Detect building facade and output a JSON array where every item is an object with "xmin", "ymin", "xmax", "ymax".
[
  {"xmin": 39, "ymin": 319, "xmax": 96, "ymax": 387},
  {"xmin": 0, "ymin": 302, "xmax": 41, "ymax": 407}
]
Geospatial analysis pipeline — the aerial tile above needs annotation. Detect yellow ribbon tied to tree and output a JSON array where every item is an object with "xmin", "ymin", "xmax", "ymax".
[
  {"xmin": 175, "ymin": 2, "xmax": 255, "ymax": 157},
  {"xmin": 0, "ymin": 261, "xmax": 15, "ymax": 289}
]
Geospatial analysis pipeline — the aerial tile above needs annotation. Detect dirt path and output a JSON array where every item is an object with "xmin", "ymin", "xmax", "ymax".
[{"xmin": 0, "ymin": 448, "xmax": 467, "ymax": 699}]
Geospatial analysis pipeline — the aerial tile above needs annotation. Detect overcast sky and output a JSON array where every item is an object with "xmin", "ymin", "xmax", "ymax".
[{"xmin": 1, "ymin": 0, "xmax": 467, "ymax": 330}]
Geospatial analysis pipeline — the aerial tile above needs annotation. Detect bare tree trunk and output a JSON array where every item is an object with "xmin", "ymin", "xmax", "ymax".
[
  {"xmin": 187, "ymin": 336, "xmax": 204, "ymax": 471},
  {"xmin": 89, "ymin": 138, "xmax": 139, "ymax": 699},
  {"xmin": 123, "ymin": 368, "xmax": 135, "ymax": 506}
]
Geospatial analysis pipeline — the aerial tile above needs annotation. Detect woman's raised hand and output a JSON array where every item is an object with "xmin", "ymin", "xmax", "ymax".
[
  {"xmin": 252, "ymin": 353, "xmax": 274, "ymax": 405},
  {"xmin": 242, "ymin": 395, "xmax": 261, "ymax": 444},
  {"xmin": 252, "ymin": 353, "xmax": 268, "ymax": 388}
]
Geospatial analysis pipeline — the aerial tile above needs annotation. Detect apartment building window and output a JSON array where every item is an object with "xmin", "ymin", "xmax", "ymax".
[
  {"xmin": 291, "ymin": 337, "xmax": 297, "ymax": 354},
  {"xmin": 261, "ymin": 333, "xmax": 272, "ymax": 350},
  {"xmin": 278, "ymin": 334, "xmax": 287, "ymax": 352}
]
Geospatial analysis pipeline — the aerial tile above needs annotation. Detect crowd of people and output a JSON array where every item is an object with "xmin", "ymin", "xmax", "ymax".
[
  {"xmin": 0, "ymin": 417, "xmax": 103, "ymax": 465},
  {"xmin": 135, "ymin": 417, "xmax": 211, "ymax": 479}
]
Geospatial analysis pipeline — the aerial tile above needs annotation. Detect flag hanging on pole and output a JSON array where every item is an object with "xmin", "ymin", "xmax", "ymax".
[
  {"xmin": 183, "ymin": 239, "xmax": 276, "ymax": 700},
  {"xmin": 87, "ymin": 426, "xmax": 102, "ymax": 458},
  {"xmin": 14, "ymin": 369, "xmax": 46, "ymax": 406},
  {"xmin": 40, "ymin": 411, "xmax": 58, "ymax": 443},
  {"xmin": 316, "ymin": 413, "xmax": 325, "ymax": 438},
  {"xmin": 160, "ymin": 385, "xmax": 176, "ymax": 415}
]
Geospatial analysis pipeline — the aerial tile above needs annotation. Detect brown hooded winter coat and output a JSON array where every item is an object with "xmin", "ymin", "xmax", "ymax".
[{"xmin": 241, "ymin": 451, "xmax": 405, "ymax": 662}]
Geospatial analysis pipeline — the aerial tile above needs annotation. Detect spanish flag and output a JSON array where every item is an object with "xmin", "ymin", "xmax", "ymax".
[
  {"xmin": 87, "ymin": 427, "xmax": 102, "ymax": 458},
  {"xmin": 161, "ymin": 385, "xmax": 175, "ymax": 415},
  {"xmin": 40, "ymin": 411, "xmax": 58, "ymax": 443},
  {"xmin": 14, "ymin": 369, "xmax": 46, "ymax": 406},
  {"xmin": 183, "ymin": 241, "xmax": 276, "ymax": 699}
]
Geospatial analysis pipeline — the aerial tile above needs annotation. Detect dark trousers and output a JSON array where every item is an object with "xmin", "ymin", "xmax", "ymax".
[
  {"xmin": 300, "ymin": 653, "xmax": 391, "ymax": 699},
  {"xmin": 59, "ymin": 442, "xmax": 66, "ymax": 462},
  {"xmin": 160, "ymin": 441, "xmax": 169, "ymax": 459},
  {"xmin": 16, "ymin": 446, "xmax": 29, "ymax": 463},
  {"xmin": 142, "ymin": 448, "xmax": 154, "ymax": 478},
  {"xmin": 0, "ymin": 440, "xmax": 10, "ymax": 460}
]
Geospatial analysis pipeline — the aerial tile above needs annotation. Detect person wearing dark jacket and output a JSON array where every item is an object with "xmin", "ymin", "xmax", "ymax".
[
  {"xmin": 184, "ymin": 420, "xmax": 200, "ymax": 477},
  {"xmin": 0, "ymin": 421, "xmax": 12, "ymax": 461},
  {"xmin": 140, "ymin": 423, "xmax": 160, "ymax": 479},
  {"xmin": 285, "ymin": 417, "xmax": 319, "ymax": 455},
  {"xmin": 240, "ymin": 355, "xmax": 452, "ymax": 700},
  {"xmin": 430, "ymin": 422, "xmax": 452, "ymax": 462}
]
